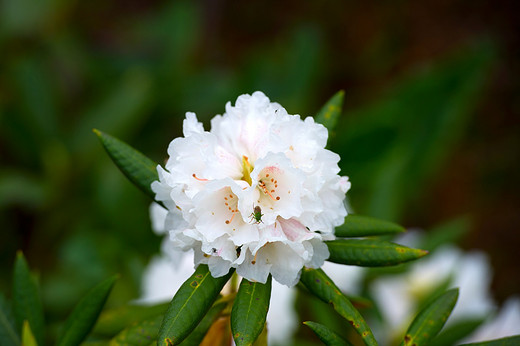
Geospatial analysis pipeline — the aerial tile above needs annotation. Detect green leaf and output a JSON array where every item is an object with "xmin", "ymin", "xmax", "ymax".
[
  {"xmin": 94, "ymin": 130, "xmax": 159, "ymax": 200},
  {"xmin": 334, "ymin": 215, "xmax": 405, "ymax": 237},
  {"xmin": 231, "ymin": 277, "xmax": 272, "ymax": 346},
  {"xmin": 94, "ymin": 302, "xmax": 169, "ymax": 336},
  {"xmin": 180, "ymin": 298, "xmax": 228, "ymax": 346},
  {"xmin": 402, "ymin": 288, "xmax": 459, "ymax": 345},
  {"xmin": 315, "ymin": 90, "xmax": 344, "ymax": 133},
  {"xmin": 57, "ymin": 275, "xmax": 118, "ymax": 346},
  {"xmin": 303, "ymin": 321, "xmax": 352, "ymax": 346},
  {"xmin": 459, "ymin": 335, "xmax": 520, "ymax": 346},
  {"xmin": 430, "ymin": 317, "xmax": 485, "ymax": 346},
  {"xmin": 0, "ymin": 293, "xmax": 20, "ymax": 346},
  {"xmin": 110, "ymin": 315, "xmax": 162, "ymax": 345},
  {"xmin": 21, "ymin": 321, "xmax": 37, "ymax": 346},
  {"xmin": 326, "ymin": 239, "xmax": 428, "ymax": 267},
  {"xmin": 299, "ymin": 268, "xmax": 377, "ymax": 346},
  {"xmin": 111, "ymin": 298, "xmax": 229, "ymax": 346},
  {"xmin": 13, "ymin": 252, "xmax": 45, "ymax": 346},
  {"xmin": 157, "ymin": 265, "xmax": 233, "ymax": 345}
]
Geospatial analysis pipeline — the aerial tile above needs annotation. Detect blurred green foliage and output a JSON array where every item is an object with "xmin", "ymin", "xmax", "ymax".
[{"xmin": 0, "ymin": 0, "xmax": 510, "ymax": 343}]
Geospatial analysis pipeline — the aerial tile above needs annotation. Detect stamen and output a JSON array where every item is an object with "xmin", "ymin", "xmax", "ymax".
[
  {"xmin": 225, "ymin": 212, "xmax": 236, "ymax": 224},
  {"xmin": 252, "ymin": 251, "xmax": 258, "ymax": 265},
  {"xmin": 258, "ymin": 180, "xmax": 276, "ymax": 201},
  {"xmin": 192, "ymin": 173, "xmax": 208, "ymax": 181}
]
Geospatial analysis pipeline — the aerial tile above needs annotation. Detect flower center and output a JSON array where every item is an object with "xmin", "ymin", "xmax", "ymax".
[{"xmin": 258, "ymin": 173, "xmax": 280, "ymax": 201}]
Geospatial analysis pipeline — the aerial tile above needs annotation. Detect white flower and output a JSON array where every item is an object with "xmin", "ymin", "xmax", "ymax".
[
  {"xmin": 138, "ymin": 251, "xmax": 195, "ymax": 305},
  {"xmin": 151, "ymin": 91, "xmax": 350, "ymax": 286},
  {"xmin": 370, "ymin": 244, "xmax": 495, "ymax": 344},
  {"xmin": 462, "ymin": 297, "xmax": 520, "ymax": 343}
]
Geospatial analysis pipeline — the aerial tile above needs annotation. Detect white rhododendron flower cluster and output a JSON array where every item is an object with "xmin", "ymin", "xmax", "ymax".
[{"xmin": 151, "ymin": 91, "xmax": 350, "ymax": 286}]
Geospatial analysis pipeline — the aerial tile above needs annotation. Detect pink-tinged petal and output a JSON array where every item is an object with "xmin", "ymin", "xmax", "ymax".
[{"xmin": 278, "ymin": 218, "xmax": 314, "ymax": 242}]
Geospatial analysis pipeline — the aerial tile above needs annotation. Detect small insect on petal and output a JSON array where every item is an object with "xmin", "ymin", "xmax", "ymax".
[{"xmin": 249, "ymin": 205, "xmax": 264, "ymax": 224}]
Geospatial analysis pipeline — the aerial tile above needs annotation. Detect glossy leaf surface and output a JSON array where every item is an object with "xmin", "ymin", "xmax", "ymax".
[
  {"xmin": 181, "ymin": 299, "xmax": 228, "ymax": 346},
  {"xmin": 157, "ymin": 265, "xmax": 233, "ymax": 345},
  {"xmin": 334, "ymin": 215, "xmax": 404, "ymax": 237},
  {"xmin": 94, "ymin": 129, "xmax": 159, "ymax": 200},
  {"xmin": 326, "ymin": 239, "xmax": 428, "ymax": 267},
  {"xmin": 231, "ymin": 277, "xmax": 272, "ymax": 346},
  {"xmin": 299, "ymin": 268, "xmax": 377, "ymax": 346},
  {"xmin": 402, "ymin": 288, "xmax": 459, "ymax": 345}
]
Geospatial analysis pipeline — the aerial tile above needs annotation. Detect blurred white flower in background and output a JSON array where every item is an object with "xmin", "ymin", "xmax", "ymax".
[
  {"xmin": 151, "ymin": 91, "xmax": 350, "ymax": 286},
  {"xmin": 371, "ymin": 244, "xmax": 495, "ymax": 343},
  {"xmin": 140, "ymin": 251, "xmax": 195, "ymax": 305},
  {"xmin": 463, "ymin": 297, "xmax": 520, "ymax": 343}
]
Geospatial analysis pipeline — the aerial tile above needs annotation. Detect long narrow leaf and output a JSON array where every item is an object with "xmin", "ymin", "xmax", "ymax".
[
  {"xmin": 94, "ymin": 129, "xmax": 159, "ymax": 200},
  {"xmin": 402, "ymin": 288, "xmax": 459, "ymax": 345},
  {"xmin": 334, "ymin": 215, "xmax": 405, "ymax": 237},
  {"xmin": 304, "ymin": 321, "xmax": 352, "ymax": 346},
  {"xmin": 299, "ymin": 268, "xmax": 377, "ymax": 346},
  {"xmin": 0, "ymin": 293, "xmax": 20, "ymax": 346},
  {"xmin": 231, "ymin": 277, "xmax": 272, "ymax": 346},
  {"xmin": 57, "ymin": 275, "xmax": 118, "ymax": 346},
  {"xmin": 157, "ymin": 265, "xmax": 233, "ymax": 345},
  {"xmin": 315, "ymin": 90, "xmax": 344, "ymax": 133},
  {"xmin": 326, "ymin": 239, "xmax": 428, "ymax": 267},
  {"xmin": 181, "ymin": 299, "xmax": 228, "ymax": 346},
  {"xmin": 459, "ymin": 335, "xmax": 520, "ymax": 346},
  {"xmin": 13, "ymin": 252, "xmax": 44, "ymax": 345}
]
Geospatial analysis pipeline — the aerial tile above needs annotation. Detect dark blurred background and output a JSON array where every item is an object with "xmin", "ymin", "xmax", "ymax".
[{"xmin": 1, "ymin": 0, "xmax": 518, "ymax": 329}]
